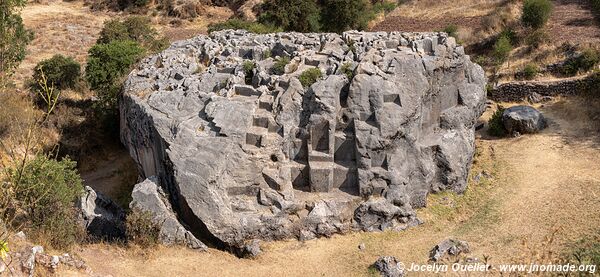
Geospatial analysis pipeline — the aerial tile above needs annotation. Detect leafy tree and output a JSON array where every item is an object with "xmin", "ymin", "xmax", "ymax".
[
  {"xmin": 320, "ymin": 0, "xmax": 371, "ymax": 33},
  {"xmin": 0, "ymin": 0, "xmax": 34, "ymax": 87},
  {"xmin": 521, "ymin": 0, "xmax": 552, "ymax": 29},
  {"xmin": 86, "ymin": 40, "xmax": 145, "ymax": 110},
  {"xmin": 258, "ymin": 0, "xmax": 321, "ymax": 32},
  {"xmin": 32, "ymin": 55, "xmax": 81, "ymax": 90}
]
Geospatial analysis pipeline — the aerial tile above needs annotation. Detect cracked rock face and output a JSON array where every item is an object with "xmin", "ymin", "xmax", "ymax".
[{"xmin": 120, "ymin": 30, "xmax": 486, "ymax": 252}]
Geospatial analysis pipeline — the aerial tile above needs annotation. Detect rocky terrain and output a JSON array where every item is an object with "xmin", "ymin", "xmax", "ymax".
[{"xmin": 119, "ymin": 30, "xmax": 486, "ymax": 253}]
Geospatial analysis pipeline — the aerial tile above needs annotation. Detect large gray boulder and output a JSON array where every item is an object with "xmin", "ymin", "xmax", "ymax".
[
  {"xmin": 120, "ymin": 30, "xmax": 486, "ymax": 253},
  {"xmin": 502, "ymin": 105, "xmax": 547, "ymax": 135},
  {"xmin": 79, "ymin": 186, "xmax": 125, "ymax": 239},
  {"xmin": 130, "ymin": 177, "xmax": 207, "ymax": 250}
]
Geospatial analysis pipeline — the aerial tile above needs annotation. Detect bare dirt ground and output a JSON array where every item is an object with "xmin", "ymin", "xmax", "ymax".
[
  {"xmin": 547, "ymin": 0, "xmax": 600, "ymax": 45},
  {"xmin": 371, "ymin": 0, "xmax": 505, "ymax": 33},
  {"xmin": 55, "ymin": 97, "xmax": 600, "ymax": 277}
]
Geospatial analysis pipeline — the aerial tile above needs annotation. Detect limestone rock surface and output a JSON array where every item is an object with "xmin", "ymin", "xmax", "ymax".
[
  {"xmin": 120, "ymin": 30, "xmax": 486, "ymax": 253},
  {"xmin": 130, "ymin": 177, "xmax": 208, "ymax": 250},
  {"xmin": 79, "ymin": 186, "xmax": 125, "ymax": 239}
]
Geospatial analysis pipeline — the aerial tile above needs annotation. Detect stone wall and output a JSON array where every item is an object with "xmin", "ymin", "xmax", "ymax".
[{"xmin": 488, "ymin": 76, "xmax": 594, "ymax": 102}]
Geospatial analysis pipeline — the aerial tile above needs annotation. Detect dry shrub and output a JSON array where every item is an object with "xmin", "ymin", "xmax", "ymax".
[{"xmin": 125, "ymin": 208, "xmax": 160, "ymax": 248}]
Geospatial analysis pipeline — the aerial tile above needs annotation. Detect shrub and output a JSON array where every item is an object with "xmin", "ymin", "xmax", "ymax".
[
  {"xmin": 258, "ymin": 0, "xmax": 321, "ymax": 32},
  {"xmin": 0, "ymin": 0, "xmax": 34, "ymax": 87},
  {"xmin": 86, "ymin": 40, "xmax": 145, "ymax": 110},
  {"xmin": 3, "ymin": 155, "xmax": 84, "ymax": 249},
  {"xmin": 207, "ymin": 18, "xmax": 282, "ymax": 34},
  {"xmin": 487, "ymin": 105, "xmax": 506, "ymax": 137},
  {"xmin": 443, "ymin": 24, "xmax": 459, "ymax": 38},
  {"xmin": 299, "ymin": 68, "xmax": 322, "ymax": 87},
  {"xmin": 271, "ymin": 56, "xmax": 290, "ymax": 75},
  {"xmin": 97, "ymin": 16, "xmax": 168, "ymax": 52},
  {"xmin": 117, "ymin": 0, "xmax": 150, "ymax": 10},
  {"xmin": 499, "ymin": 27, "xmax": 518, "ymax": 45},
  {"xmin": 243, "ymin": 61, "xmax": 255, "ymax": 85},
  {"xmin": 523, "ymin": 63, "xmax": 539, "ymax": 80},
  {"xmin": 341, "ymin": 62, "xmax": 355, "ymax": 80},
  {"xmin": 525, "ymin": 29, "xmax": 548, "ymax": 49},
  {"xmin": 493, "ymin": 34, "xmax": 513, "ymax": 64},
  {"xmin": 521, "ymin": 0, "xmax": 552, "ymax": 29},
  {"xmin": 562, "ymin": 48, "xmax": 600, "ymax": 76},
  {"xmin": 320, "ymin": 0, "xmax": 371, "ymax": 33},
  {"xmin": 372, "ymin": 1, "xmax": 397, "ymax": 15},
  {"xmin": 32, "ymin": 55, "xmax": 81, "ymax": 90},
  {"xmin": 125, "ymin": 208, "xmax": 160, "ymax": 247}
]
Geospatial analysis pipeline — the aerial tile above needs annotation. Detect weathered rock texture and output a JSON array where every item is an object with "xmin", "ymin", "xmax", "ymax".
[
  {"xmin": 502, "ymin": 105, "xmax": 547, "ymax": 135},
  {"xmin": 120, "ymin": 30, "xmax": 486, "ymax": 253},
  {"xmin": 79, "ymin": 186, "xmax": 125, "ymax": 239},
  {"xmin": 130, "ymin": 177, "xmax": 208, "ymax": 250}
]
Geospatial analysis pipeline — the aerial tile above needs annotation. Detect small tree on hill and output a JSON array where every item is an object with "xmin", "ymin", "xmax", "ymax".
[
  {"xmin": 521, "ymin": 0, "xmax": 552, "ymax": 29},
  {"xmin": 320, "ymin": 0, "xmax": 371, "ymax": 33},
  {"xmin": 258, "ymin": 0, "xmax": 321, "ymax": 32}
]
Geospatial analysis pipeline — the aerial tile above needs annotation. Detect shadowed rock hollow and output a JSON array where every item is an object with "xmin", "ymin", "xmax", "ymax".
[{"xmin": 120, "ymin": 30, "xmax": 486, "ymax": 254}]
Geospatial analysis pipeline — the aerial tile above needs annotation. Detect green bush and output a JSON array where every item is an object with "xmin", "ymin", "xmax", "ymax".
[
  {"xmin": 86, "ymin": 40, "xmax": 145, "ymax": 109},
  {"xmin": 443, "ymin": 24, "xmax": 459, "ymax": 38},
  {"xmin": 593, "ymin": 0, "xmax": 600, "ymax": 15},
  {"xmin": 341, "ymin": 62, "xmax": 355, "ymax": 80},
  {"xmin": 207, "ymin": 18, "xmax": 282, "ymax": 34},
  {"xmin": 299, "ymin": 68, "xmax": 322, "ymax": 87},
  {"xmin": 243, "ymin": 61, "xmax": 255, "ymax": 85},
  {"xmin": 320, "ymin": 0, "xmax": 371, "ymax": 33},
  {"xmin": 271, "ymin": 56, "xmax": 290, "ymax": 75},
  {"xmin": 125, "ymin": 208, "xmax": 160, "ymax": 247},
  {"xmin": 487, "ymin": 105, "xmax": 507, "ymax": 137},
  {"xmin": 97, "ymin": 16, "xmax": 168, "ymax": 52},
  {"xmin": 523, "ymin": 63, "xmax": 539, "ymax": 80},
  {"xmin": 499, "ymin": 27, "xmax": 518, "ymax": 45},
  {"xmin": 258, "ymin": 0, "xmax": 321, "ymax": 32},
  {"xmin": 32, "ymin": 55, "xmax": 81, "ymax": 90},
  {"xmin": 521, "ymin": 0, "xmax": 552, "ymax": 29},
  {"xmin": 493, "ymin": 34, "xmax": 513, "ymax": 64},
  {"xmin": 562, "ymin": 48, "xmax": 600, "ymax": 76},
  {"xmin": 525, "ymin": 29, "xmax": 548, "ymax": 49},
  {"xmin": 372, "ymin": 1, "xmax": 397, "ymax": 15},
  {"xmin": 4, "ymin": 155, "xmax": 84, "ymax": 249}
]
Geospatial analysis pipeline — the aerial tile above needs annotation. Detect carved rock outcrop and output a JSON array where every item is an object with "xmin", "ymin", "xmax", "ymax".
[{"xmin": 120, "ymin": 30, "xmax": 486, "ymax": 253}]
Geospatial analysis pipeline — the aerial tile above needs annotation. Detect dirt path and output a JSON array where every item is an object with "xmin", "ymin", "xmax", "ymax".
[{"xmin": 55, "ymin": 97, "xmax": 600, "ymax": 277}]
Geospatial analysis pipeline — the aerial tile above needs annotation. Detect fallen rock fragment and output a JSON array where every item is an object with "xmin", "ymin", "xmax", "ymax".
[
  {"xmin": 130, "ymin": 177, "xmax": 208, "ymax": 250},
  {"xmin": 373, "ymin": 256, "xmax": 405, "ymax": 277},
  {"xmin": 502, "ymin": 105, "xmax": 547, "ymax": 135},
  {"xmin": 429, "ymin": 238, "xmax": 470, "ymax": 262}
]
